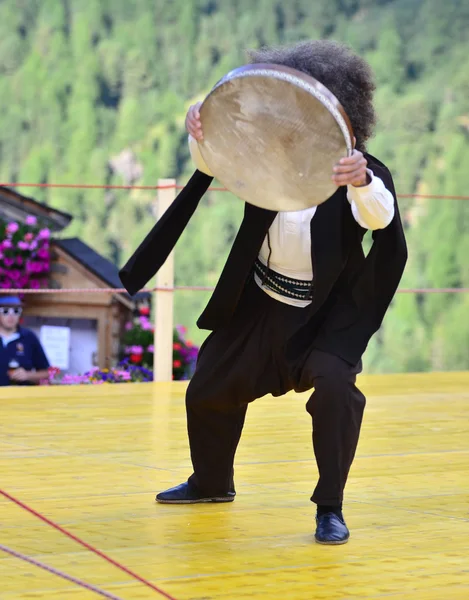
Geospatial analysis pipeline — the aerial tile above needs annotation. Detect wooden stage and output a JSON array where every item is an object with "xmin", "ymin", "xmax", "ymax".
[{"xmin": 1, "ymin": 372, "xmax": 469, "ymax": 600}]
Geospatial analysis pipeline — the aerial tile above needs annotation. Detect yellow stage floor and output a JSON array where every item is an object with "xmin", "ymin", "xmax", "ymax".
[{"xmin": 1, "ymin": 372, "xmax": 469, "ymax": 599}]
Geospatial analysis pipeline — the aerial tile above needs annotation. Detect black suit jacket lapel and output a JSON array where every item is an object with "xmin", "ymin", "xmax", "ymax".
[
  {"xmin": 197, "ymin": 203, "xmax": 277, "ymax": 327},
  {"xmin": 309, "ymin": 190, "xmax": 350, "ymax": 311}
]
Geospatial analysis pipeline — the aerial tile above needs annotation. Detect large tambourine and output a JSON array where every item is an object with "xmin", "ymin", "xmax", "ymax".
[{"xmin": 197, "ymin": 64, "xmax": 354, "ymax": 211}]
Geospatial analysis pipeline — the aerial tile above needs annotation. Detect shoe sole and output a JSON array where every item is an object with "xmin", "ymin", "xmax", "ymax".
[
  {"xmin": 156, "ymin": 496, "xmax": 235, "ymax": 504},
  {"xmin": 315, "ymin": 536, "xmax": 349, "ymax": 545}
]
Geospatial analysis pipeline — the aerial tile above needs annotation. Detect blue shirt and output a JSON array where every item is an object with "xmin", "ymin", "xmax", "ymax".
[{"xmin": 0, "ymin": 327, "xmax": 50, "ymax": 386}]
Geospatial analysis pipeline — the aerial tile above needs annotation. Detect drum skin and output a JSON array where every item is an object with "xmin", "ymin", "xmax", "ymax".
[{"xmin": 198, "ymin": 63, "xmax": 354, "ymax": 211}]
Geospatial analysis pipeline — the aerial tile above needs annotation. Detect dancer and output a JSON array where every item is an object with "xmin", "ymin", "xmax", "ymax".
[{"xmin": 120, "ymin": 40, "xmax": 407, "ymax": 545}]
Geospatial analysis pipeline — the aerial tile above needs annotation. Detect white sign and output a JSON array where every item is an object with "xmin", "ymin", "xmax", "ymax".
[{"xmin": 40, "ymin": 326, "xmax": 71, "ymax": 370}]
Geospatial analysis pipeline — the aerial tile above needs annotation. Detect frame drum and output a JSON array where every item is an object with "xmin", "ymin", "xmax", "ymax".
[{"xmin": 198, "ymin": 63, "xmax": 354, "ymax": 211}]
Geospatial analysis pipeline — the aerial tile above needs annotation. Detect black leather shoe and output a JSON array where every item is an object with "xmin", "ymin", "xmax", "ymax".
[
  {"xmin": 315, "ymin": 512, "xmax": 350, "ymax": 545},
  {"xmin": 156, "ymin": 481, "xmax": 236, "ymax": 504}
]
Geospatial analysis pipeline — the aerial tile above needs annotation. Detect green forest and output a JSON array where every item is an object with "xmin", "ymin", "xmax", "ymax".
[{"xmin": 0, "ymin": 0, "xmax": 468, "ymax": 373}]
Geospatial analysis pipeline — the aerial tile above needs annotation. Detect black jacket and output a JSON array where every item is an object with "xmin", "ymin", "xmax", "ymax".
[{"xmin": 120, "ymin": 153, "xmax": 407, "ymax": 365}]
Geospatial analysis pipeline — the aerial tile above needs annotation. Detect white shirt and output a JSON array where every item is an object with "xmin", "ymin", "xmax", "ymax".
[
  {"xmin": 188, "ymin": 135, "xmax": 395, "ymax": 307},
  {"xmin": 0, "ymin": 332, "xmax": 20, "ymax": 347}
]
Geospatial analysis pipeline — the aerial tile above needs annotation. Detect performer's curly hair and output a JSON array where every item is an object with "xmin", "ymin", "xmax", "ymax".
[{"xmin": 248, "ymin": 40, "xmax": 376, "ymax": 152}]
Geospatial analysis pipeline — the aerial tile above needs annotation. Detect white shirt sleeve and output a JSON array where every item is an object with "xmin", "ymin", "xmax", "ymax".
[
  {"xmin": 188, "ymin": 134, "xmax": 213, "ymax": 176},
  {"xmin": 347, "ymin": 168, "xmax": 395, "ymax": 230}
]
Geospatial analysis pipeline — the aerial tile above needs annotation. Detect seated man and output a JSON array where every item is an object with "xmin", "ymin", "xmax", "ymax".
[
  {"xmin": 120, "ymin": 40, "xmax": 407, "ymax": 545},
  {"xmin": 0, "ymin": 296, "xmax": 50, "ymax": 386}
]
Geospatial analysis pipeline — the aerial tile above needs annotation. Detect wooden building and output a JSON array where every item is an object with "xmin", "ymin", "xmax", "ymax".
[
  {"xmin": 0, "ymin": 187, "xmax": 145, "ymax": 372},
  {"xmin": 0, "ymin": 186, "xmax": 72, "ymax": 231}
]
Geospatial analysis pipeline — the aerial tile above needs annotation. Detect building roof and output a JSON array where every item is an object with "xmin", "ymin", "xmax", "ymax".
[
  {"xmin": 0, "ymin": 187, "xmax": 73, "ymax": 232},
  {"xmin": 53, "ymin": 238, "xmax": 149, "ymax": 301}
]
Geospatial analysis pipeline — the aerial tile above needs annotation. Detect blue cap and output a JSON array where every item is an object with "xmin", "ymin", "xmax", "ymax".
[{"xmin": 0, "ymin": 295, "xmax": 23, "ymax": 307}]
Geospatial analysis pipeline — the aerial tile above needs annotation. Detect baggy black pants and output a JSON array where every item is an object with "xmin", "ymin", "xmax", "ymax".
[{"xmin": 186, "ymin": 281, "xmax": 365, "ymax": 506}]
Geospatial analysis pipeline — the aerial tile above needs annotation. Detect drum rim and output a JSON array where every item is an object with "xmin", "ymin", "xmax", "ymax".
[{"xmin": 201, "ymin": 62, "xmax": 354, "ymax": 155}]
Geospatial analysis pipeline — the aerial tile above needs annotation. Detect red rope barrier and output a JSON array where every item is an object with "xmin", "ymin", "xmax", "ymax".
[
  {"xmin": 398, "ymin": 288, "xmax": 469, "ymax": 294},
  {"xmin": 175, "ymin": 185, "xmax": 229, "ymax": 192},
  {"xmin": 0, "ymin": 285, "xmax": 215, "ymax": 294},
  {"xmin": 1, "ymin": 181, "xmax": 469, "ymax": 200},
  {"xmin": 0, "ymin": 490, "xmax": 178, "ymax": 600},
  {"xmin": 397, "ymin": 193, "xmax": 469, "ymax": 200},
  {"xmin": 1, "ymin": 287, "xmax": 469, "ymax": 295},
  {"xmin": 0, "ymin": 544, "xmax": 125, "ymax": 600},
  {"xmin": 0, "ymin": 183, "xmax": 175, "ymax": 191}
]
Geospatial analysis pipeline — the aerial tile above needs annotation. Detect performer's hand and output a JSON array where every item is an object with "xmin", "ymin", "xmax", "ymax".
[
  {"xmin": 332, "ymin": 149, "xmax": 370, "ymax": 188},
  {"xmin": 185, "ymin": 102, "xmax": 204, "ymax": 141}
]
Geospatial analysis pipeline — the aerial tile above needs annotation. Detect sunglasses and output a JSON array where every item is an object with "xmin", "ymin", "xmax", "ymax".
[{"xmin": 0, "ymin": 307, "xmax": 22, "ymax": 316}]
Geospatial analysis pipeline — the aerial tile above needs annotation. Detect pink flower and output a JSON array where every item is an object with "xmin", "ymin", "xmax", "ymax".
[
  {"xmin": 115, "ymin": 370, "xmax": 131, "ymax": 381},
  {"xmin": 26, "ymin": 261, "xmax": 42, "ymax": 273},
  {"xmin": 1, "ymin": 240, "xmax": 13, "ymax": 250},
  {"xmin": 17, "ymin": 241, "xmax": 30, "ymax": 251},
  {"xmin": 37, "ymin": 229, "xmax": 50, "ymax": 240},
  {"xmin": 29, "ymin": 241, "xmax": 38, "ymax": 251},
  {"xmin": 25, "ymin": 216, "xmax": 37, "ymax": 226},
  {"xmin": 62, "ymin": 374, "xmax": 87, "ymax": 385},
  {"xmin": 9, "ymin": 270, "xmax": 21, "ymax": 280},
  {"xmin": 24, "ymin": 233, "xmax": 34, "ymax": 242},
  {"xmin": 37, "ymin": 248, "xmax": 49, "ymax": 260},
  {"xmin": 16, "ymin": 256, "xmax": 24, "ymax": 266},
  {"xmin": 147, "ymin": 345, "xmax": 154, "ymax": 353},
  {"xmin": 6, "ymin": 222, "xmax": 19, "ymax": 236},
  {"xmin": 29, "ymin": 279, "xmax": 41, "ymax": 289},
  {"xmin": 3, "ymin": 257, "xmax": 15, "ymax": 268},
  {"xmin": 130, "ymin": 345, "xmax": 143, "ymax": 354},
  {"xmin": 125, "ymin": 321, "xmax": 133, "ymax": 331}
]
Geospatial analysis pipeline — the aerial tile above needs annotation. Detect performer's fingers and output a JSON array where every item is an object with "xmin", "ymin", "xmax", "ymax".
[
  {"xmin": 187, "ymin": 115, "xmax": 203, "ymax": 139},
  {"xmin": 333, "ymin": 166, "xmax": 365, "ymax": 179},
  {"xmin": 193, "ymin": 127, "xmax": 204, "ymax": 140},
  {"xmin": 332, "ymin": 168, "xmax": 366, "ymax": 185},
  {"xmin": 187, "ymin": 118, "xmax": 201, "ymax": 134},
  {"xmin": 332, "ymin": 169, "xmax": 366, "ymax": 185},
  {"xmin": 338, "ymin": 150, "xmax": 364, "ymax": 165},
  {"xmin": 333, "ymin": 159, "xmax": 367, "ymax": 174},
  {"xmin": 187, "ymin": 111, "xmax": 201, "ymax": 128},
  {"xmin": 189, "ymin": 106, "xmax": 201, "ymax": 121}
]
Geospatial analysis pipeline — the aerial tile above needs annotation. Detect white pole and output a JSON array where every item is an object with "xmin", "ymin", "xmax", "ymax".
[{"xmin": 153, "ymin": 179, "xmax": 176, "ymax": 382}]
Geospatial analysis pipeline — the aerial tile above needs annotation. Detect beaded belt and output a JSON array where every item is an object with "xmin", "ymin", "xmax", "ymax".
[{"xmin": 254, "ymin": 259, "xmax": 313, "ymax": 301}]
